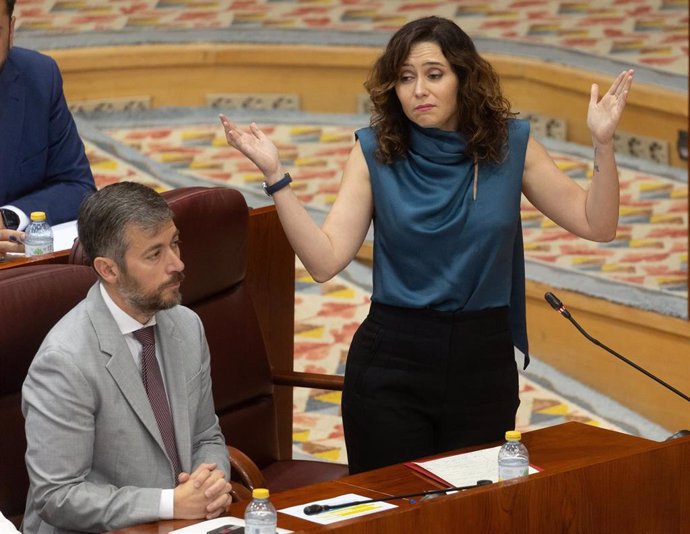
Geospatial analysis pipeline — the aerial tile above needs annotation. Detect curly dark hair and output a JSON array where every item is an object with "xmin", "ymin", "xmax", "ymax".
[{"xmin": 365, "ymin": 16, "xmax": 515, "ymax": 164}]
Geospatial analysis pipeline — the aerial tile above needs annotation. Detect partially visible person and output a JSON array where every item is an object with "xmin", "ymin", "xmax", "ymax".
[
  {"xmin": 22, "ymin": 182, "xmax": 231, "ymax": 534},
  {"xmin": 219, "ymin": 16, "xmax": 633, "ymax": 473},
  {"xmin": 0, "ymin": 0, "xmax": 95, "ymax": 258},
  {"xmin": 0, "ymin": 512, "xmax": 20, "ymax": 534}
]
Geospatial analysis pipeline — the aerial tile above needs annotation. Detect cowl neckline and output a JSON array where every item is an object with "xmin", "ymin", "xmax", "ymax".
[{"xmin": 409, "ymin": 123, "xmax": 470, "ymax": 165}]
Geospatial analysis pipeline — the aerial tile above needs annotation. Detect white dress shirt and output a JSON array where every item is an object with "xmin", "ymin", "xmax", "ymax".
[{"xmin": 0, "ymin": 512, "xmax": 20, "ymax": 534}]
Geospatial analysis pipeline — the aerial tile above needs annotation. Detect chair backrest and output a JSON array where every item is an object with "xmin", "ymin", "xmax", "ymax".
[
  {"xmin": 0, "ymin": 264, "xmax": 97, "ymax": 527},
  {"xmin": 68, "ymin": 186, "xmax": 282, "ymax": 469},
  {"xmin": 162, "ymin": 187, "xmax": 281, "ymax": 468}
]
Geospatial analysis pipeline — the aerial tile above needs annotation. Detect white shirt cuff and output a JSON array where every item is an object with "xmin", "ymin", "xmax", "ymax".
[
  {"xmin": 0, "ymin": 511, "xmax": 21, "ymax": 534},
  {"xmin": 0, "ymin": 205, "xmax": 29, "ymax": 231},
  {"xmin": 160, "ymin": 489, "xmax": 175, "ymax": 519}
]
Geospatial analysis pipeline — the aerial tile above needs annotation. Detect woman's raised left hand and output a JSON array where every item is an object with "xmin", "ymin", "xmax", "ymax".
[{"xmin": 587, "ymin": 69, "xmax": 634, "ymax": 146}]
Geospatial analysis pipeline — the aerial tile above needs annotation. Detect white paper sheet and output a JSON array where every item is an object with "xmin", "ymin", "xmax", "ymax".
[
  {"xmin": 170, "ymin": 516, "xmax": 292, "ymax": 534},
  {"xmin": 412, "ymin": 445, "xmax": 539, "ymax": 487},
  {"xmin": 279, "ymin": 493, "xmax": 398, "ymax": 525},
  {"xmin": 51, "ymin": 219, "xmax": 78, "ymax": 251}
]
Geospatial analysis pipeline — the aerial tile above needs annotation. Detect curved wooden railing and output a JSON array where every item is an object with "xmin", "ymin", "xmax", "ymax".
[{"xmin": 48, "ymin": 43, "xmax": 687, "ymax": 168}]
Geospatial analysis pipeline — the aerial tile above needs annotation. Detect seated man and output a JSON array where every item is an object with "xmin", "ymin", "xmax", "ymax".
[
  {"xmin": 0, "ymin": 0, "xmax": 96, "ymax": 257},
  {"xmin": 22, "ymin": 182, "xmax": 232, "ymax": 534}
]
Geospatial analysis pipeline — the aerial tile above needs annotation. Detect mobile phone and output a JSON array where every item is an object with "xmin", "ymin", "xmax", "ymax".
[{"xmin": 206, "ymin": 525, "xmax": 244, "ymax": 534}]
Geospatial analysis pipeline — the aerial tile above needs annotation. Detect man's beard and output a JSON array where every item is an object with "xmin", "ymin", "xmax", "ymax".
[{"xmin": 118, "ymin": 271, "xmax": 185, "ymax": 316}]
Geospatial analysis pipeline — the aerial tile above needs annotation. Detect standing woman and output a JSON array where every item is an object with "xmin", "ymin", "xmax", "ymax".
[{"xmin": 220, "ymin": 16, "xmax": 633, "ymax": 474}]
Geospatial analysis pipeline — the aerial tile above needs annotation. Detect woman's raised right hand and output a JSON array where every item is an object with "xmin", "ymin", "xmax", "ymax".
[{"xmin": 219, "ymin": 114, "xmax": 282, "ymax": 181}]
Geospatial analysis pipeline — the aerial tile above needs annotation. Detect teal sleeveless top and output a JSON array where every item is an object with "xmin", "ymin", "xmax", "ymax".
[{"xmin": 356, "ymin": 119, "xmax": 530, "ymax": 360}]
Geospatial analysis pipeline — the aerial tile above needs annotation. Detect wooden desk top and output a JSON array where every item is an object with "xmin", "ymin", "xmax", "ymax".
[
  {"xmin": 0, "ymin": 249, "xmax": 70, "ymax": 270},
  {"xmin": 108, "ymin": 422, "xmax": 690, "ymax": 534}
]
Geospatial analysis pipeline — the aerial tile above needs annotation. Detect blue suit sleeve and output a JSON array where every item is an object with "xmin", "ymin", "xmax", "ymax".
[{"xmin": 11, "ymin": 57, "xmax": 95, "ymax": 225}]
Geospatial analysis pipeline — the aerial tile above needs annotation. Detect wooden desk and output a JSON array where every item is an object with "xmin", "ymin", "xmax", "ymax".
[
  {"xmin": 109, "ymin": 422, "xmax": 690, "ymax": 534},
  {"xmin": 0, "ymin": 249, "xmax": 70, "ymax": 269}
]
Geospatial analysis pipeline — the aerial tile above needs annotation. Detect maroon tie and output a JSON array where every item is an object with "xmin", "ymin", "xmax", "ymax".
[{"xmin": 133, "ymin": 326, "xmax": 182, "ymax": 479}]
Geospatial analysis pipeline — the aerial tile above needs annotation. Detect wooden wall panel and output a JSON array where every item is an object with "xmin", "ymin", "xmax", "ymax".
[
  {"xmin": 526, "ymin": 280, "xmax": 690, "ymax": 433},
  {"xmin": 50, "ymin": 44, "xmax": 687, "ymax": 167}
]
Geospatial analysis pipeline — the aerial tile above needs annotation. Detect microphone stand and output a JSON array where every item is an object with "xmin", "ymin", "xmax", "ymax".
[
  {"xmin": 543, "ymin": 292, "xmax": 689, "ymax": 439},
  {"xmin": 303, "ymin": 479, "xmax": 492, "ymax": 515}
]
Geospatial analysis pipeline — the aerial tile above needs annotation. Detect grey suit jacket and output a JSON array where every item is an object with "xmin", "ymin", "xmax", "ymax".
[{"xmin": 22, "ymin": 283, "xmax": 230, "ymax": 534}]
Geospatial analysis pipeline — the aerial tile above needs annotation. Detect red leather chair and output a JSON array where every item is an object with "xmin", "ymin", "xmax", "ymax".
[
  {"xmin": 0, "ymin": 185, "xmax": 346, "ymax": 525},
  {"xmin": 71, "ymin": 186, "xmax": 348, "ymax": 494},
  {"xmin": 0, "ymin": 264, "xmax": 98, "ymax": 528}
]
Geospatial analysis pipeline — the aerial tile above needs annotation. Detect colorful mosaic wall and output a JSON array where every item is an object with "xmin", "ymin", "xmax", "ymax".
[
  {"xmin": 83, "ymin": 139, "xmax": 174, "ymax": 192},
  {"xmin": 14, "ymin": 0, "xmax": 689, "ymax": 76}
]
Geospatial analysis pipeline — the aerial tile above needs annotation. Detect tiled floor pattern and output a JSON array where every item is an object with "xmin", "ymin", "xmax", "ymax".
[
  {"xmin": 80, "ymin": 120, "xmax": 684, "ymax": 464},
  {"xmin": 105, "ymin": 122, "xmax": 688, "ymax": 298},
  {"xmin": 12, "ymin": 0, "xmax": 686, "ymax": 470},
  {"xmin": 291, "ymin": 261, "xmax": 624, "ymax": 464}
]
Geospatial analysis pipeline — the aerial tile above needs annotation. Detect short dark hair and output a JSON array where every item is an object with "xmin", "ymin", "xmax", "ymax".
[
  {"xmin": 5, "ymin": 0, "xmax": 15, "ymax": 17},
  {"xmin": 78, "ymin": 182, "xmax": 173, "ymax": 270}
]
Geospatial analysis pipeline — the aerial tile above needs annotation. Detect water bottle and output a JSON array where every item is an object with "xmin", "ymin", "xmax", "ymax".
[
  {"xmin": 498, "ymin": 430, "xmax": 529, "ymax": 481},
  {"xmin": 24, "ymin": 211, "xmax": 54, "ymax": 257},
  {"xmin": 244, "ymin": 488, "xmax": 277, "ymax": 534}
]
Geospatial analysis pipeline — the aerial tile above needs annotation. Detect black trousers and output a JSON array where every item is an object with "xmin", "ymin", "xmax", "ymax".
[{"xmin": 342, "ymin": 302, "xmax": 520, "ymax": 474}]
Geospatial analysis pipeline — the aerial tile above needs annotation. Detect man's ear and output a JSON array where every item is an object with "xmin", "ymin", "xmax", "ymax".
[{"xmin": 93, "ymin": 256, "xmax": 119, "ymax": 284}]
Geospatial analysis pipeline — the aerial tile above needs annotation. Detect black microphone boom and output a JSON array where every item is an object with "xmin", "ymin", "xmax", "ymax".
[
  {"xmin": 303, "ymin": 480, "xmax": 493, "ymax": 515},
  {"xmin": 543, "ymin": 292, "xmax": 690, "ymax": 403},
  {"xmin": 544, "ymin": 291, "xmax": 570, "ymax": 318}
]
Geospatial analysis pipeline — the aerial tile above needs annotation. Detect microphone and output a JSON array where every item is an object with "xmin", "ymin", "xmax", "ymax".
[
  {"xmin": 543, "ymin": 292, "xmax": 689, "ymax": 404},
  {"xmin": 303, "ymin": 479, "xmax": 493, "ymax": 515},
  {"xmin": 544, "ymin": 291, "xmax": 571, "ymax": 319}
]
